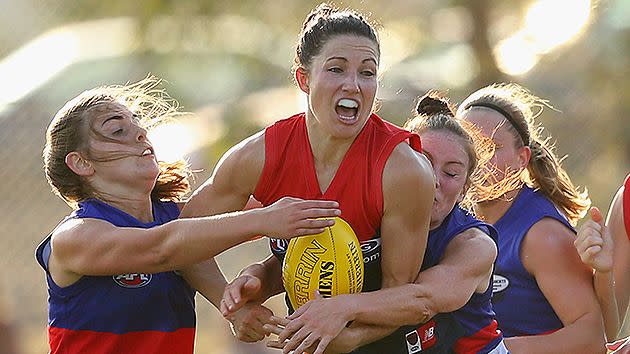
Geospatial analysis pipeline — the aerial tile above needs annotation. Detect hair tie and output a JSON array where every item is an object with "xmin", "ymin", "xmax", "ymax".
[{"xmin": 468, "ymin": 102, "xmax": 530, "ymax": 146}]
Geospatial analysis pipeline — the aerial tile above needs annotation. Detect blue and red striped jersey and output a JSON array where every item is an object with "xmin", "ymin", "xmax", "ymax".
[{"xmin": 36, "ymin": 199, "xmax": 196, "ymax": 354}]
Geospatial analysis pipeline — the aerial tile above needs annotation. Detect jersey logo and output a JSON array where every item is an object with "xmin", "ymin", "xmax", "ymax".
[
  {"xmin": 492, "ymin": 274, "xmax": 510, "ymax": 294},
  {"xmin": 269, "ymin": 238, "xmax": 289, "ymax": 254},
  {"xmin": 405, "ymin": 320, "xmax": 437, "ymax": 353},
  {"xmin": 360, "ymin": 238, "xmax": 381, "ymax": 264},
  {"xmin": 113, "ymin": 273, "xmax": 152, "ymax": 288}
]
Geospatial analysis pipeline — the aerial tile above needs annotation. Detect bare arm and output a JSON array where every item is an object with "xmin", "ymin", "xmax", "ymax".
[
  {"xmin": 272, "ymin": 227, "xmax": 497, "ymax": 354},
  {"xmin": 380, "ymin": 143, "xmax": 435, "ymax": 288},
  {"xmin": 578, "ymin": 187, "xmax": 630, "ymax": 340},
  {"xmin": 179, "ymin": 132, "xmax": 266, "ymax": 306},
  {"xmin": 506, "ymin": 218, "xmax": 606, "ymax": 354},
  {"xmin": 350, "ymin": 228, "xmax": 496, "ymax": 326},
  {"xmin": 608, "ymin": 187, "xmax": 630, "ymax": 340},
  {"xmin": 50, "ymin": 201, "xmax": 338, "ymax": 283}
]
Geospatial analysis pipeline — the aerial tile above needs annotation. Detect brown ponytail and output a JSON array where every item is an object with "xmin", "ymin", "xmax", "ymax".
[{"xmin": 458, "ymin": 83, "xmax": 590, "ymax": 225}]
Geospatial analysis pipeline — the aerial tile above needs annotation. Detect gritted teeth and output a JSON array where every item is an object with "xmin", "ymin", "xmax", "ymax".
[{"xmin": 141, "ymin": 148, "xmax": 153, "ymax": 156}]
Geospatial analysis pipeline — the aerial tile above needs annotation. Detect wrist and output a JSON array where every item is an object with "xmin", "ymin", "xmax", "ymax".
[
  {"xmin": 340, "ymin": 294, "xmax": 360, "ymax": 322},
  {"xmin": 245, "ymin": 207, "xmax": 267, "ymax": 236}
]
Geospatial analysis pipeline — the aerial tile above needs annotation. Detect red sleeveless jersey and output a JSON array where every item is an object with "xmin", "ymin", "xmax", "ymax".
[
  {"xmin": 254, "ymin": 112, "xmax": 420, "ymax": 241},
  {"xmin": 254, "ymin": 112, "xmax": 421, "ymax": 294},
  {"xmin": 624, "ymin": 173, "xmax": 630, "ymax": 239}
]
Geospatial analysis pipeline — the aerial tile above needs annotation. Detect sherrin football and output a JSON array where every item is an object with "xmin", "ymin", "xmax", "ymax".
[{"xmin": 282, "ymin": 216, "xmax": 364, "ymax": 310}]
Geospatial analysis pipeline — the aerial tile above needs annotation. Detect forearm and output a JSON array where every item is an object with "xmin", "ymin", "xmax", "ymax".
[
  {"xmin": 504, "ymin": 312, "xmax": 606, "ymax": 354},
  {"xmin": 180, "ymin": 258, "xmax": 227, "ymax": 307},
  {"xmin": 157, "ymin": 210, "xmax": 264, "ymax": 269},
  {"xmin": 352, "ymin": 260, "xmax": 483, "ymax": 326},
  {"xmin": 593, "ymin": 269, "xmax": 621, "ymax": 340},
  {"xmin": 345, "ymin": 284, "xmax": 434, "ymax": 326},
  {"xmin": 328, "ymin": 323, "xmax": 398, "ymax": 353}
]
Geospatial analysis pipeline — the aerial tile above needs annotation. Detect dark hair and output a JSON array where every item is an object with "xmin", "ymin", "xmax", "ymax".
[
  {"xmin": 407, "ymin": 91, "xmax": 478, "ymax": 180},
  {"xmin": 43, "ymin": 77, "xmax": 191, "ymax": 208},
  {"xmin": 406, "ymin": 91, "xmax": 515, "ymax": 210},
  {"xmin": 293, "ymin": 3, "xmax": 380, "ymax": 75},
  {"xmin": 457, "ymin": 83, "xmax": 590, "ymax": 225}
]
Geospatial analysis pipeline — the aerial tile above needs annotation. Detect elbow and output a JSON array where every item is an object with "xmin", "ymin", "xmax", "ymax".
[
  {"xmin": 409, "ymin": 287, "xmax": 437, "ymax": 325},
  {"xmin": 146, "ymin": 224, "xmax": 180, "ymax": 270},
  {"xmin": 411, "ymin": 301, "xmax": 435, "ymax": 325},
  {"xmin": 581, "ymin": 316, "xmax": 608, "ymax": 354}
]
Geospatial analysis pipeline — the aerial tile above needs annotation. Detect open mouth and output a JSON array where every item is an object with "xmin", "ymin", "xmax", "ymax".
[
  {"xmin": 335, "ymin": 98, "xmax": 359, "ymax": 123},
  {"xmin": 141, "ymin": 147, "xmax": 154, "ymax": 157}
]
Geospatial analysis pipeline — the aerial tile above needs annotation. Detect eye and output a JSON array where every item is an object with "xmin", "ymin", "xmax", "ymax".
[
  {"xmin": 361, "ymin": 70, "xmax": 375, "ymax": 77},
  {"xmin": 328, "ymin": 67, "xmax": 343, "ymax": 73},
  {"xmin": 112, "ymin": 128, "xmax": 124, "ymax": 135}
]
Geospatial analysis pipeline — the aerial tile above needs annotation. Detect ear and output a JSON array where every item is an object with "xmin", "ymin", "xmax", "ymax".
[
  {"xmin": 517, "ymin": 146, "xmax": 532, "ymax": 170},
  {"xmin": 295, "ymin": 67, "xmax": 310, "ymax": 94},
  {"xmin": 65, "ymin": 152, "xmax": 94, "ymax": 177}
]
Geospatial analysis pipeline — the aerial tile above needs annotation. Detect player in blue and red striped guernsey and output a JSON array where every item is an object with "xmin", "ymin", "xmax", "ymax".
[
  {"xmin": 268, "ymin": 92, "xmax": 510, "ymax": 354},
  {"xmin": 459, "ymin": 83, "xmax": 605, "ymax": 353},
  {"xmin": 35, "ymin": 78, "xmax": 340, "ymax": 354}
]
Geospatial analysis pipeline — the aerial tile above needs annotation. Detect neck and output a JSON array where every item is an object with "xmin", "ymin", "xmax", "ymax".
[
  {"xmin": 305, "ymin": 117, "xmax": 355, "ymax": 167},
  {"xmin": 473, "ymin": 187, "xmax": 522, "ymax": 224},
  {"xmin": 102, "ymin": 195, "xmax": 154, "ymax": 223}
]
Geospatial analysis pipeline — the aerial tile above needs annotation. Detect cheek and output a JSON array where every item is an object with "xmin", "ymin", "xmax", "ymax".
[{"xmin": 441, "ymin": 180, "xmax": 464, "ymax": 203}]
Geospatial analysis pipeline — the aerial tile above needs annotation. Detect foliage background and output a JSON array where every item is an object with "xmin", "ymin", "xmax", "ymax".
[{"xmin": 0, "ymin": 0, "xmax": 628, "ymax": 353}]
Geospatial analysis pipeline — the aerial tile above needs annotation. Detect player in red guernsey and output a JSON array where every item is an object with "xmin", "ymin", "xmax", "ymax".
[
  {"xmin": 266, "ymin": 92, "xmax": 509, "ymax": 354},
  {"xmin": 576, "ymin": 174, "xmax": 630, "ymax": 349},
  {"xmin": 181, "ymin": 4, "xmax": 435, "ymax": 352}
]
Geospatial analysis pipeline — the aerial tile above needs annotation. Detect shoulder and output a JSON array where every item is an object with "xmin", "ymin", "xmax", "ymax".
[
  {"xmin": 383, "ymin": 142, "xmax": 433, "ymax": 188},
  {"xmin": 522, "ymin": 217, "xmax": 583, "ymax": 271},
  {"xmin": 524, "ymin": 218, "xmax": 575, "ymax": 252},
  {"xmin": 213, "ymin": 130, "xmax": 266, "ymax": 187},
  {"xmin": 50, "ymin": 218, "xmax": 111, "ymax": 256},
  {"xmin": 608, "ymin": 184, "xmax": 627, "ymax": 244},
  {"xmin": 222, "ymin": 130, "xmax": 265, "ymax": 167},
  {"xmin": 450, "ymin": 227, "xmax": 497, "ymax": 259}
]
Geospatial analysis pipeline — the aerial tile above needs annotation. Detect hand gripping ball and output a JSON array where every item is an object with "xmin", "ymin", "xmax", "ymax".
[{"xmin": 282, "ymin": 216, "xmax": 364, "ymax": 310}]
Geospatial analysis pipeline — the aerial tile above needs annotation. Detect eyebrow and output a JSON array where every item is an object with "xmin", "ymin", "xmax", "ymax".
[
  {"xmin": 325, "ymin": 56, "xmax": 378, "ymax": 65},
  {"xmin": 445, "ymin": 161, "xmax": 466, "ymax": 167},
  {"xmin": 101, "ymin": 115, "xmax": 123, "ymax": 127}
]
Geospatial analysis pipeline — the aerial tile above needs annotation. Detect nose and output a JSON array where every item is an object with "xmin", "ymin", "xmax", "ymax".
[
  {"xmin": 342, "ymin": 73, "xmax": 360, "ymax": 93},
  {"xmin": 136, "ymin": 126, "xmax": 147, "ymax": 143}
]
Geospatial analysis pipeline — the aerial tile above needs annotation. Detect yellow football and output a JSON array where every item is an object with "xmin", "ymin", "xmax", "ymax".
[{"xmin": 282, "ymin": 216, "xmax": 364, "ymax": 310}]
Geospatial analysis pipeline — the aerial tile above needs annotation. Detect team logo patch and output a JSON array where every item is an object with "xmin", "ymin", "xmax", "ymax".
[
  {"xmin": 405, "ymin": 320, "xmax": 436, "ymax": 353},
  {"xmin": 492, "ymin": 274, "xmax": 509, "ymax": 293},
  {"xmin": 270, "ymin": 238, "xmax": 289, "ymax": 255},
  {"xmin": 360, "ymin": 238, "xmax": 381, "ymax": 264},
  {"xmin": 113, "ymin": 273, "xmax": 152, "ymax": 288}
]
